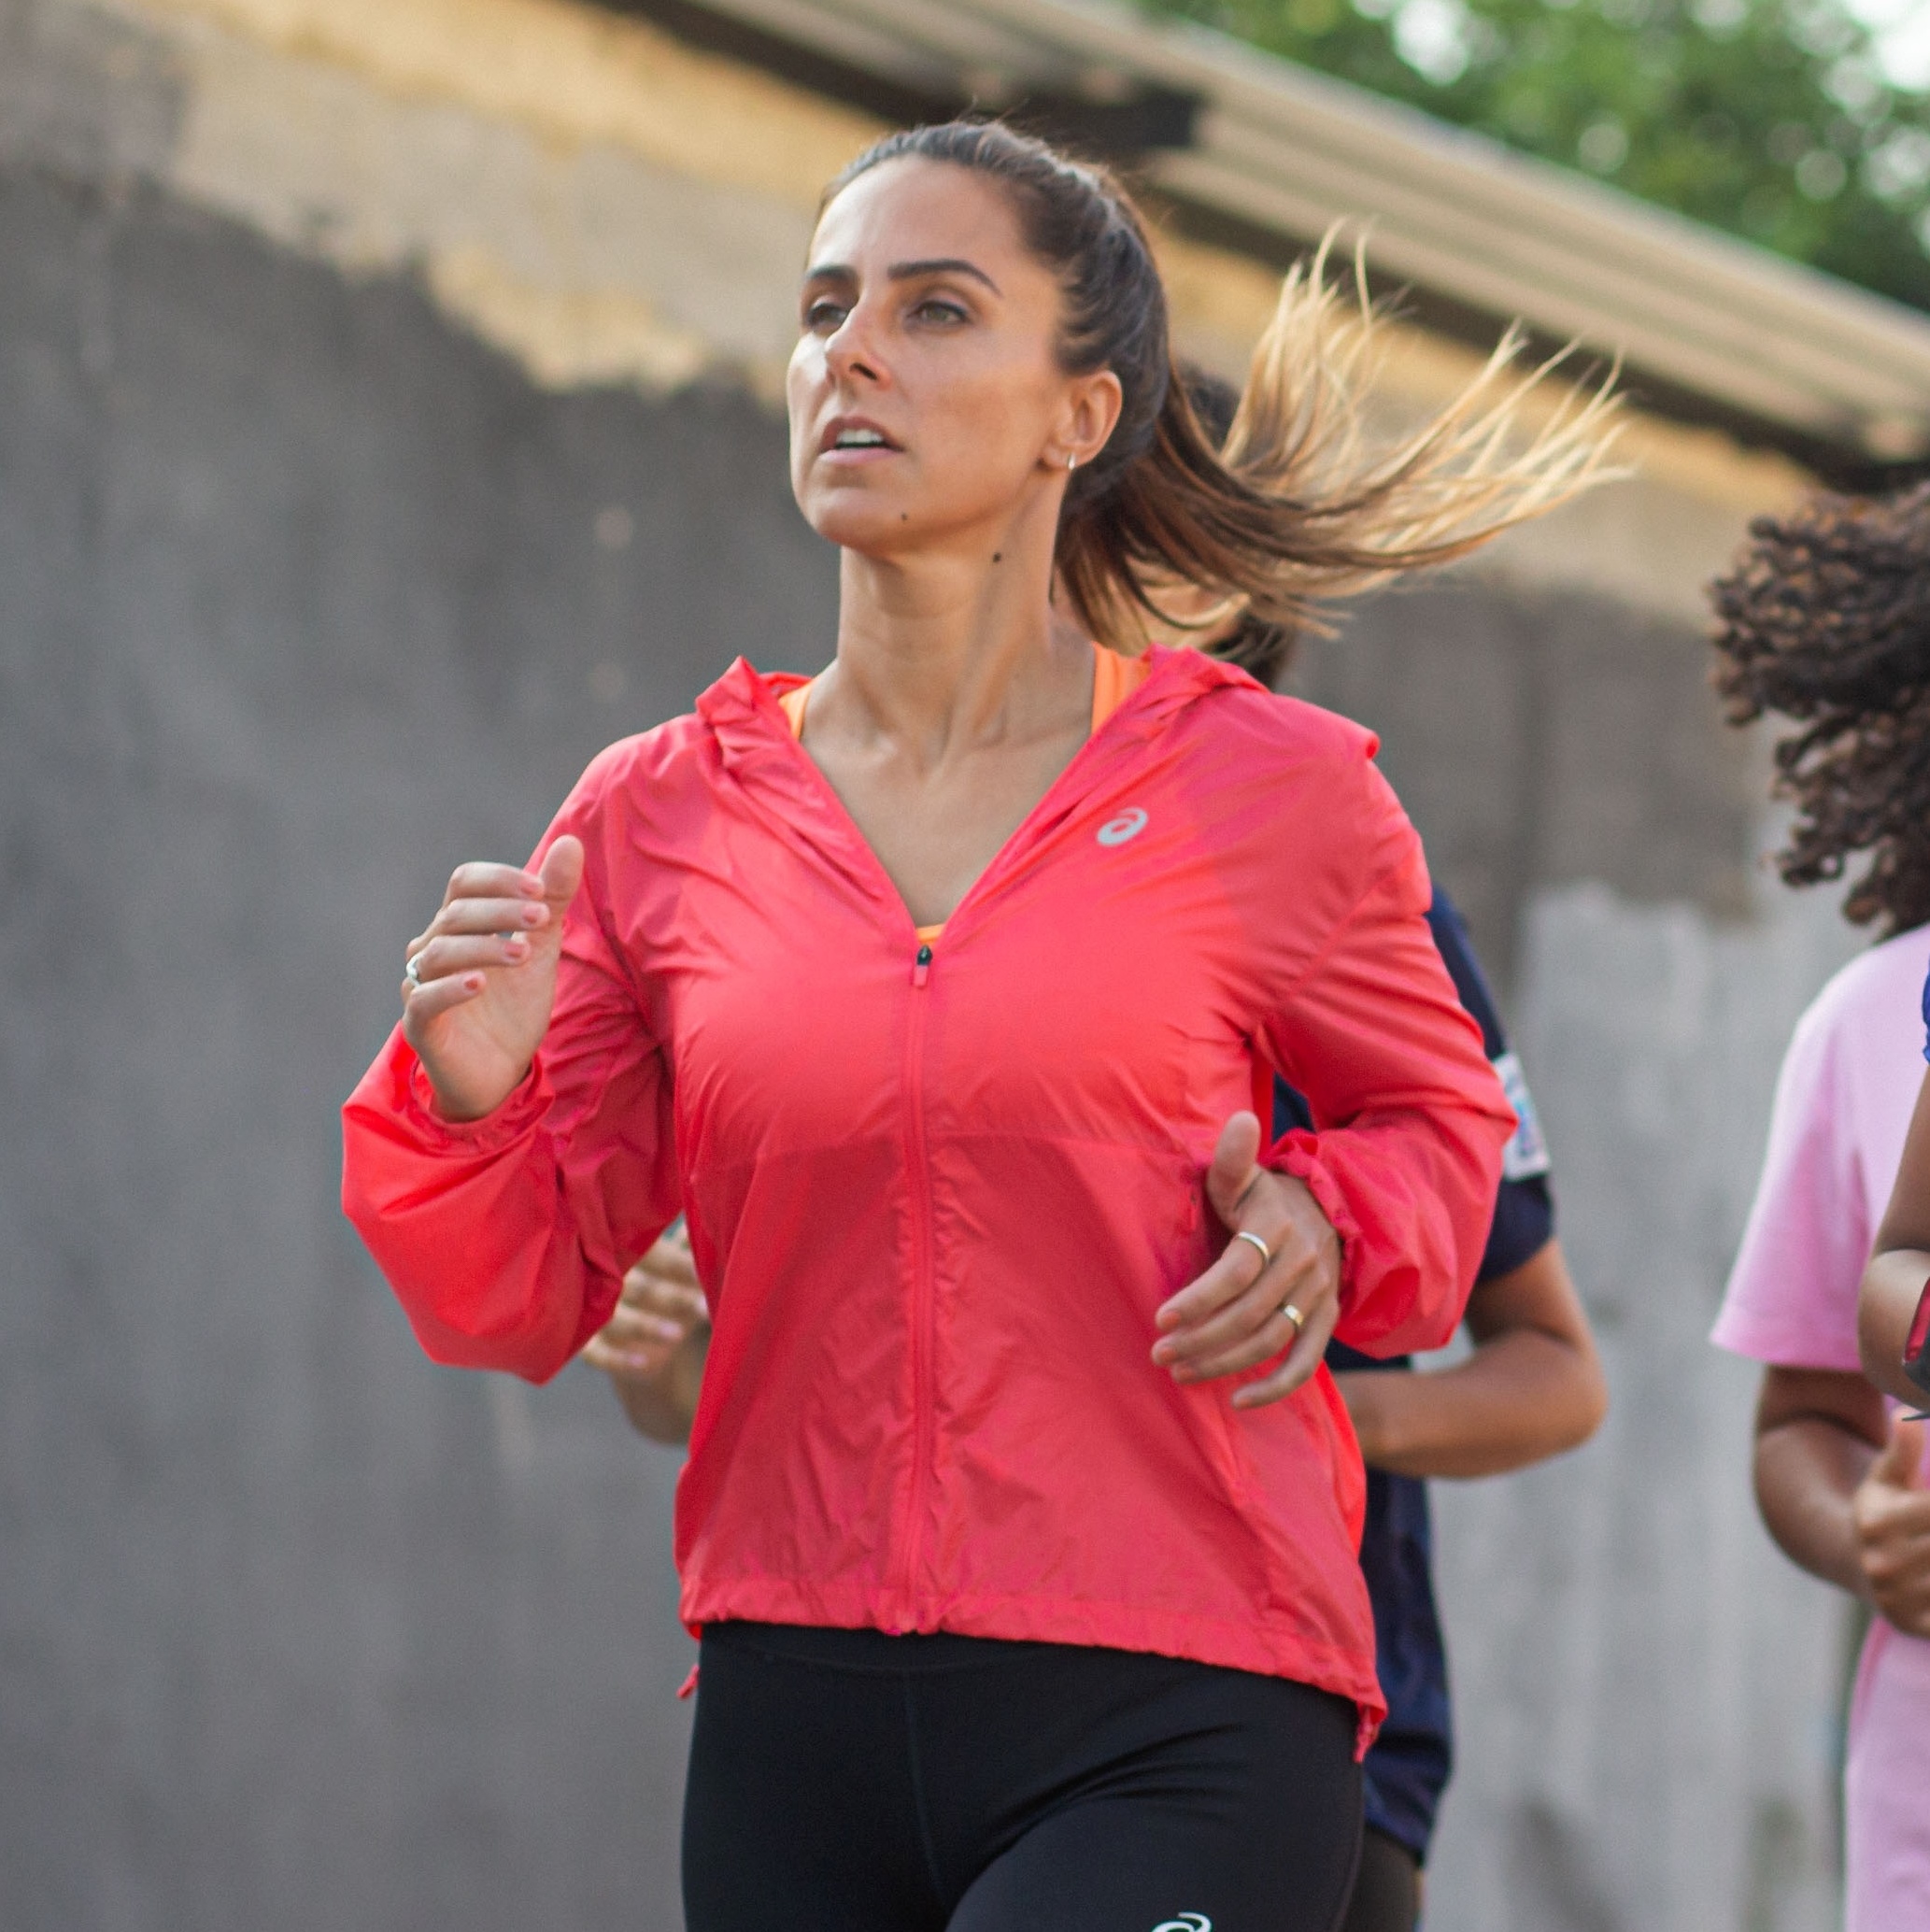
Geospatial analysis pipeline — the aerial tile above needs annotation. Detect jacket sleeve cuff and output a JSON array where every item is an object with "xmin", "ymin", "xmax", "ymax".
[
  {"xmin": 1264, "ymin": 1129, "xmax": 1364, "ymax": 1305},
  {"xmin": 399, "ymin": 1052, "xmax": 552, "ymax": 1156}
]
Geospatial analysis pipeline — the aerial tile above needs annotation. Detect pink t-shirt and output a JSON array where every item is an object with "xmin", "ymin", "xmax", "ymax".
[{"xmin": 1712, "ymin": 921, "xmax": 1930, "ymax": 1931}]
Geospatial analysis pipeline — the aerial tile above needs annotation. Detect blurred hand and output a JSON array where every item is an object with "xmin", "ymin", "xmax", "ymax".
[
  {"xmin": 399, "ymin": 836, "xmax": 584, "ymax": 1120},
  {"xmin": 582, "ymin": 1227, "xmax": 710, "ymax": 1382},
  {"xmin": 1854, "ymin": 1414, "xmax": 1930, "ymax": 1637},
  {"xmin": 1152, "ymin": 1111, "xmax": 1341, "ymax": 1411}
]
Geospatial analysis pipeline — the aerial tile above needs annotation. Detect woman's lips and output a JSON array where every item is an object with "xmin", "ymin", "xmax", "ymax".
[
  {"xmin": 818, "ymin": 442, "xmax": 901, "ymax": 466},
  {"xmin": 819, "ymin": 415, "xmax": 901, "ymax": 460}
]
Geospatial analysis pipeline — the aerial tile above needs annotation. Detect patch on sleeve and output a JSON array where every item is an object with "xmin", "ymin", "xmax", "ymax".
[{"xmin": 1493, "ymin": 1050, "xmax": 1552, "ymax": 1181}]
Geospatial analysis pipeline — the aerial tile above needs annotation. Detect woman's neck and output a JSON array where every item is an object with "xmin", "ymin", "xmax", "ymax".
[{"xmin": 816, "ymin": 509, "xmax": 1086, "ymax": 772}]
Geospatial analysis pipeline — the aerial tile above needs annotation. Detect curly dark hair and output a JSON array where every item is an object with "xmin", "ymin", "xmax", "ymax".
[{"xmin": 1710, "ymin": 480, "xmax": 1930, "ymax": 933}]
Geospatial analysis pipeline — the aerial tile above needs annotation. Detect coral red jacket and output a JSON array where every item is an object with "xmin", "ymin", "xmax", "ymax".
[{"xmin": 342, "ymin": 647, "xmax": 1513, "ymax": 1747}]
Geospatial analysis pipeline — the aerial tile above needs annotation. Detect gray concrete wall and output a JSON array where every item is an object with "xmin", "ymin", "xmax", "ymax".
[
  {"xmin": 0, "ymin": 4, "xmax": 1866, "ymax": 1928},
  {"xmin": 1295, "ymin": 581, "xmax": 1763, "ymax": 991},
  {"xmin": 0, "ymin": 145, "xmax": 835, "ymax": 1932}
]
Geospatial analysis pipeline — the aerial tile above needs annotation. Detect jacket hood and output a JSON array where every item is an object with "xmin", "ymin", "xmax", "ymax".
[
  {"xmin": 689, "ymin": 646, "xmax": 1289, "ymax": 930},
  {"xmin": 695, "ymin": 644, "xmax": 1265, "ymax": 770}
]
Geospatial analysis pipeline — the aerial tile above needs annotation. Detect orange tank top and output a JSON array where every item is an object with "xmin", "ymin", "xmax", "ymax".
[{"xmin": 778, "ymin": 643, "xmax": 1153, "ymax": 943}]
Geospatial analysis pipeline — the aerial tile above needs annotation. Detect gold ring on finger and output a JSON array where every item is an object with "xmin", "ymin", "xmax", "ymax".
[
  {"xmin": 1231, "ymin": 1229, "xmax": 1272, "ymax": 1271},
  {"xmin": 1279, "ymin": 1301, "xmax": 1306, "ymax": 1334}
]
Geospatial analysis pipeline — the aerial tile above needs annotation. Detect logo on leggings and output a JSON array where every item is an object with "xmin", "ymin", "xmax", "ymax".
[
  {"xmin": 1097, "ymin": 807, "xmax": 1149, "ymax": 846},
  {"xmin": 1150, "ymin": 1917, "xmax": 1211, "ymax": 1932}
]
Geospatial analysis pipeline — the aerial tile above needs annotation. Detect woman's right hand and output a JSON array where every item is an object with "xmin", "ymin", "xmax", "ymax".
[{"xmin": 400, "ymin": 835, "xmax": 585, "ymax": 1121}]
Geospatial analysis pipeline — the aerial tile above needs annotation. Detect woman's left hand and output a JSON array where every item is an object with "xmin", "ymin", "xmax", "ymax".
[{"xmin": 1152, "ymin": 1111, "xmax": 1342, "ymax": 1410}]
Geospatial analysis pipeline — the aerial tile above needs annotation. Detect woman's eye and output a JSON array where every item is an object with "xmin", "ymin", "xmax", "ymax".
[
  {"xmin": 803, "ymin": 298, "xmax": 847, "ymax": 332},
  {"xmin": 912, "ymin": 298, "xmax": 968, "ymax": 326}
]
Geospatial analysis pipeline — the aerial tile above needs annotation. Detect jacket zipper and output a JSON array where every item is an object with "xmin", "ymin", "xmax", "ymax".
[{"xmin": 889, "ymin": 941, "xmax": 937, "ymax": 1627}]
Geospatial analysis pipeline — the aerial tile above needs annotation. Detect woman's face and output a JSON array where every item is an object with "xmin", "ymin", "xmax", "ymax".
[{"xmin": 788, "ymin": 158, "xmax": 1120, "ymax": 558}]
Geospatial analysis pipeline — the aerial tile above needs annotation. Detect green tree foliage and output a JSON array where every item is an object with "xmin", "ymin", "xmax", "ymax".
[{"xmin": 1142, "ymin": 0, "xmax": 1930, "ymax": 312}]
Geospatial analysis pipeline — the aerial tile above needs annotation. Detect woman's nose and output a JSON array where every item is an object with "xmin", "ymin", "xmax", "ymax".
[{"xmin": 824, "ymin": 303, "xmax": 885, "ymax": 386}]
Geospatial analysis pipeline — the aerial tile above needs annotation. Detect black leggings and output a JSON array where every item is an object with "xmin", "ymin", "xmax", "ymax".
[{"xmin": 682, "ymin": 1623, "xmax": 1363, "ymax": 1932}]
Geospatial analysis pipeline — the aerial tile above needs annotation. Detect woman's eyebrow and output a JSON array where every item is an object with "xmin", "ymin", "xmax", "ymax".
[
  {"xmin": 888, "ymin": 257, "xmax": 1000, "ymax": 293},
  {"xmin": 800, "ymin": 258, "xmax": 1001, "ymax": 294}
]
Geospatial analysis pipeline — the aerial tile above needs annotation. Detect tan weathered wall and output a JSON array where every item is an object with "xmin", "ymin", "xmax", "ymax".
[{"xmin": 93, "ymin": 0, "xmax": 1806, "ymax": 625}]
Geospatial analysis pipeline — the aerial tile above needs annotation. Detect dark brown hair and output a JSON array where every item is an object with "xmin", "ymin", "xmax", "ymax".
[
  {"xmin": 828, "ymin": 121, "xmax": 1619, "ymax": 652},
  {"xmin": 1711, "ymin": 482, "xmax": 1930, "ymax": 933},
  {"xmin": 1181, "ymin": 364, "xmax": 1298, "ymax": 688}
]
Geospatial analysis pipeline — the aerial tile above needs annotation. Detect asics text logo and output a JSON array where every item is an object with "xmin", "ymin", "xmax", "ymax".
[{"xmin": 1097, "ymin": 807, "xmax": 1149, "ymax": 847}]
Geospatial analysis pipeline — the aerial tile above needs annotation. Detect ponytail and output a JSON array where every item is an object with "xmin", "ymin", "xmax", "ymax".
[{"xmin": 830, "ymin": 124, "xmax": 1621, "ymax": 652}]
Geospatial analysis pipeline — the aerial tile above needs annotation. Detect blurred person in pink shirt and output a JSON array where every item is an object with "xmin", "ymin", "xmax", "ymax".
[{"xmin": 1709, "ymin": 483, "xmax": 1930, "ymax": 1930}]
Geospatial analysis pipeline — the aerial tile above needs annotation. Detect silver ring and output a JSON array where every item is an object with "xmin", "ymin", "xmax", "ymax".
[
  {"xmin": 1279, "ymin": 1301, "xmax": 1306, "ymax": 1334},
  {"xmin": 404, "ymin": 952, "xmax": 427, "ymax": 989},
  {"xmin": 1232, "ymin": 1229, "xmax": 1271, "ymax": 1271}
]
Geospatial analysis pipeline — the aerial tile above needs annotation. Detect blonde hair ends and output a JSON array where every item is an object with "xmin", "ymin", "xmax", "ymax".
[{"xmin": 1066, "ymin": 233, "xmax": 1625, "ymax": 652}]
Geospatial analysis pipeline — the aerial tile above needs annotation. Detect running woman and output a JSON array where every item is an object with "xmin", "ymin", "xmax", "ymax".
[
  {"xmin": 591, "ymin": 373, "xmax": 1608, "ymax": 1932},
  {"xmin": 1709, "ymin": 482, "xmax": 1930, "ymax": 1932},
  {"xmin": 343, "ymin": 122, "xmax": 1613, "ymax": 1932}
]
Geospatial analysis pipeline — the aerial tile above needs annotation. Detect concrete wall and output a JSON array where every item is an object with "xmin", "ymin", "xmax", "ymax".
[
  {"xmin": 0, "ymin": 27, "xmax": 836, "ymax": 1920},
  {"xmin": 0, "ymin": 1, "xmax": 1867, "ymax": 1927}
]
